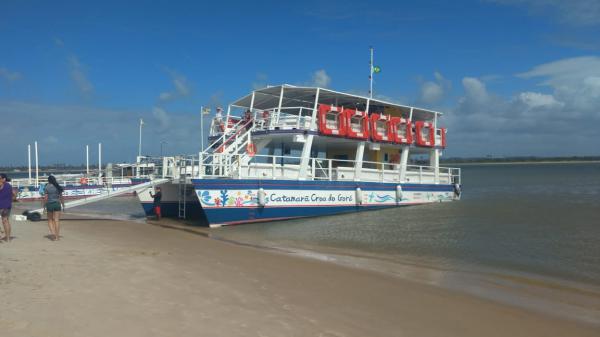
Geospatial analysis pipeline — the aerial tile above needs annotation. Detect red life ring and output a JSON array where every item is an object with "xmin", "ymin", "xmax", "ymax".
[
  {"xmin": 246, "ymin": 142, "xmax": 256, "ymax": 156},
  {"xmin": 79, "ymin": 177, "xmax": 89, "ymax": 185}
]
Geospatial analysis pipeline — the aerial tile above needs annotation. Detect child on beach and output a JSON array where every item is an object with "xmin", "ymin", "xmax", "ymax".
[
  {"xmin": 149, "ymin": 187, "xmax": 162, "ymax": 220},
  {"xmin": 43, "ymin": 175, "xmax": 65, "ymax": 241},
  {"xmin": 0, "ymin": 173, "xmax": 16, "ymax": 242}
]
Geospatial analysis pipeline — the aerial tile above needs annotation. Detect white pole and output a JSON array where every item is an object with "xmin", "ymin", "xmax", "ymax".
[
  {"xmin": 369, "ymin": 46, "xmax": 374, "ymax": 99},
  {"xmin": 138, "ymin": 118, "xmax": 143, "ymax": 158},
  {"xmin": 200, "ymin": 106, "xmax": 204, "ymax": 152},
  {"xmin": 28, "ymin": 144, "xmax": 32, "ymax": 184},
  {"xmin": 98, "ymin": 143, "xmax": 102, "ymax": 179},
  {"xmin": 34, "ymin": 141, "xmax": 39, "ymax": 187},
  {"xmin": 86, "ymin": 145, "xmax": 89, "ymax": 176}
]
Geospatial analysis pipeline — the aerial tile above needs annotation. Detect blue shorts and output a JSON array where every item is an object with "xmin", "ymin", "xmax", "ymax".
[{"xmin": 0, "ymin": 208, "xmax": 10, "ymax": 218}]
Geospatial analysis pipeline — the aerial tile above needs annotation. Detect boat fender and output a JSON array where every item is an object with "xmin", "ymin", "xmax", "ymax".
[
  {"xmin": 356, "ymin": 187, "xmax": 363, "ymax": 205},
  {"xmin": 396, "ymin": 185, "xmax": 403, "ymax": 202},
  {"xmin": 257, "ymin": 188, "xmax": 266, "ymax": 207},
  {"xmin": 453, "ymin": 183, "xmax": 461, "ymax": 197}
]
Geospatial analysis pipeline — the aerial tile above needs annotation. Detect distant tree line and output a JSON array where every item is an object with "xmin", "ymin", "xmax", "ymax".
[{"xmin": 440, "ymin": 156, "xmax": 600, "ymax": 164}]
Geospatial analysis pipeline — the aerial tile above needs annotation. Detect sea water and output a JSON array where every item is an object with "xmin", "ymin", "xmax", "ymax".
[{"xmin": 211, "ymin": 163, "xmax": 600, "ymax": 285}]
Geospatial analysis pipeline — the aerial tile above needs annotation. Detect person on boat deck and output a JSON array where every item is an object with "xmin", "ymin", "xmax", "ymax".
[
  {"xmin": 243, "ymin": 109, "xmax": 253, "ymax": 130},
  {"xmin": 44, "ymin": 175, "xmax": 65, "ymax": 241},
  {"xmin": 0, "ymin": 173, "xmax": 17, "ymax": 242},
  {"xmin": 149, "ymin": 187, "xmax": 162, "ymax": 220},
  {"xmin": 214, "ymin": 107, "xmax": 224, "ymax": 132}
]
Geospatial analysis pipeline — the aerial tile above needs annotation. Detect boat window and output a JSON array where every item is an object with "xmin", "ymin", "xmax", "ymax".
[
  {"xmin": 422, "ymin": 127, "xmax": 430, "ymax": 138},
  {"xmin": 325, "ymin": 112, "xmax": 339, "ymax": 129},
  {"xmin": 376, "ymin": 120, "xmax": 387, "ymax": 134},
  {"xmin": 397, "ymin": 124, "xmax": 406, "ymax": 137},
  {"xmin": 350, "ymin": 116, "xmax": 362, "ymax": 132}
]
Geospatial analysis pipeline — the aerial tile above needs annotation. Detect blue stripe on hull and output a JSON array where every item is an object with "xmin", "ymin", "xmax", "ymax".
[{"xmin": 202, "ymin": 204, "xmax": 404, "ymax": 225}]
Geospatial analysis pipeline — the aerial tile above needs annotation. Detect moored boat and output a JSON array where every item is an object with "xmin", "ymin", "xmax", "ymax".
[{"xmin": 135, "ymin": 85, "xmax": 461, "ymax": 226}]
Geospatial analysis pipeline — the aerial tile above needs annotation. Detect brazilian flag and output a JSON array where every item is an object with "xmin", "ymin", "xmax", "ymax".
[{"xmin": 373, "ymin": 66, "xmax": 381, "ymax": 73}]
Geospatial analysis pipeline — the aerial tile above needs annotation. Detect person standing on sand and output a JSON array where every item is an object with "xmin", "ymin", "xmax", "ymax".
[
  {"xmin": 0, "ymin": 173, "xmax": 17, "ymax": 242},
  {"xmin": 43, "ymin": 175, "xmax": 65, "ymax": 241},
  {"xmin": 149, "ymin": 186, "xmax": 162, "ymax": 220}
]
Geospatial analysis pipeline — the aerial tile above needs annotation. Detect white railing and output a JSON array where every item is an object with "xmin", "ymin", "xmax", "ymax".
[
  {"xmin": 210, "ymin": 107, "xmax": 315, "ymax": 136},
  {"xmin": 11, "ymin": 176, "xmax": 140, "ymax": 190},
  {"xmin": 192, "ymin": 153, "xmax": 460, "ymax": 185}
]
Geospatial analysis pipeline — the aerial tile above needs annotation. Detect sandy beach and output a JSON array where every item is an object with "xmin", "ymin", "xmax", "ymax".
[{"xmin": 1, "ymin": 215, "xmax": 598, "ymax": 337}]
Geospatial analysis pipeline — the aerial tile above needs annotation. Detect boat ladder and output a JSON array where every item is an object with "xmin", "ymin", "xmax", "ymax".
[{"xmin": 177, "ymin": 175, "xmax": 187, "ymax": 219}]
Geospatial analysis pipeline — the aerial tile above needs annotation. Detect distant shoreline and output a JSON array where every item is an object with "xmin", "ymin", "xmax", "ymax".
[{"xmin": 442, "ymin": 160, "xmax": 600, "ymax": 166}]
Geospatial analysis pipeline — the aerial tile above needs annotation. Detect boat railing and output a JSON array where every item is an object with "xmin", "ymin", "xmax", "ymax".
[
  {"xmin": 242, "ymin": 107, "xmax": 315, "ymax": 132},
  {"xmin": 192, "ymin": 152, "xmax": 460, "ymax": 185}
]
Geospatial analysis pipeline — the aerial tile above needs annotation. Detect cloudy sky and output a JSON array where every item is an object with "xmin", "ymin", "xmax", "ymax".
[{"xmin": 1, "ymin": 0, "xmax": 599, "ymax": 165}]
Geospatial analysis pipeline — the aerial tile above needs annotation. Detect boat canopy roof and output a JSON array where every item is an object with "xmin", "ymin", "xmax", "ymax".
[{"xmin": 230, "ymin": 84, "xmax": 442, "ymax": 121}]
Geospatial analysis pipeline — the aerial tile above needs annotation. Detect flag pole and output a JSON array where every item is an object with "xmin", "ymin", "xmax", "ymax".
[
  {"xmin": 369, "ymin": 46, "xmax": 374, "ymax": 99},
  {"xmin": 200, "ymin": 106, "xmax": 204, "ymax": 152},
  {"xmin": 138, "ymin": 118, "xmax": 143, "ymax": 158}
]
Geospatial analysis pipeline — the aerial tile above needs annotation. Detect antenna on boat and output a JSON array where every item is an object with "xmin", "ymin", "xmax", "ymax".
[
  {"xmin": 369, "ymin": 46, "xmax": 373, "ymax": 98},
  {"xmin": 369, "ymin": 46, "xmax": 381, "ymax": 99}
]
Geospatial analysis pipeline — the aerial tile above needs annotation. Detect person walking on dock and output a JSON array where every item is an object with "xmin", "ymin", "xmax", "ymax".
[
  {"xmin": 0, "ymin": 173, "xmax": 16, "ymax": 242},
  {"xmin": 43, "ymin": 175, "xmax": 65, "ymax": 241},
  {"xmin": 149, "ymin": 187, "xmax": 162, "ymax": 220}
]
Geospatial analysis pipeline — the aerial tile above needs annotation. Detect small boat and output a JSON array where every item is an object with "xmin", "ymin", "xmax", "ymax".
[
  {"xmin": 13, "ymin": 164, "xmax": 148, "ymax": 201},
  {"xmin": 135, "ymin": 85, "xmax": 461, "ymax": 226}
]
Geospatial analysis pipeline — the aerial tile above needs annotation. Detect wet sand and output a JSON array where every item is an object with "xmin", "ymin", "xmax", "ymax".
[{"xmin": 0, "ymin": 216, "xmax": 598, "ymax": 337}]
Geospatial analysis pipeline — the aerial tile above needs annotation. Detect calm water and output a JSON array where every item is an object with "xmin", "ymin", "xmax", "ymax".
[{"xmin": 209, "ymin": 163, "xmax": 600, "ymax": 285}]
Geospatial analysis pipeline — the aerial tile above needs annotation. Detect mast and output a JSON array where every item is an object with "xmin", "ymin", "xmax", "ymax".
[
  {"xmin": 369, "ymin": 46, "xmax": 374, "ymax": 98},
  {"xmin": 138, "ymin": 118, "xmax": 143, "ymax": 158},
  {"xmin": 28, "ymin": 144, "xmax": 32, "ymax": 184}
]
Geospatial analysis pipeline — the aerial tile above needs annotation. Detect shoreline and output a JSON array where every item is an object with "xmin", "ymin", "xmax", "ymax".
[
  {"xmin": 443, "ymin": 160, "xmax": 600, "ymax": 166},
  {"xmin": 204, "ymin": 228, "xmax": 600, "ymax": 326},
  {"xmin": 1, "ymin": 214, "xmax": 598, "ymax": 336}
]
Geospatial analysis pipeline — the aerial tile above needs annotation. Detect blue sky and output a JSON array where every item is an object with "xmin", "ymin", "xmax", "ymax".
[{"xmin": 1, "ymin": 0, "xmax": 599, "ymax": 165}]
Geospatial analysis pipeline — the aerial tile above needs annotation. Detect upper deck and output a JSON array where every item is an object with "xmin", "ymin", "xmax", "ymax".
[{"xmin": 209, "ymin": 85, "xmax": 447, "ymax": 153}]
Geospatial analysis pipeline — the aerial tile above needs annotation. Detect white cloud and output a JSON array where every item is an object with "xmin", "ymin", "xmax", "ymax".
[
  {"xmin": 443, "ymin": 56, "xmax": 600, "ymax": 156},
  {"xmin": 517, "ymin": 56, "xmax": 600, "ymax": 113},
  {"xmin": 159, "ymin": 68, "xmax": 191, "ymax": 102},
  {"xmin": 152, "ymin": 107, "xmax": 171, "ymax": 129},
  {"xmin": 517, "ymin": 92, "xmax": 564, "ymax": 109},
  {"xmin": 418, "ymin": 71, "xmax": 451, "ymax": 105},
  {"xmin": 252, "ymin": 73, "xmax": 268, "ymax": 90},
  {"xmin": 159, "ymin": 92, "xmax": 174, "ymax": 101},
  {"xmin": 53, "ymin": 37, "xmax": 65, "ymax": 48},
  {"xmin": 310, "ymin": 69, "xmax": 331, "ymax": 88},
  {"xmin": 490, "ymin": 0, "xmax": 600, "ymax": 26},
  {"xmin": 517, "ymin": 56, "xmax": 600, "ymax": 87},
  {"xmin": 68, "ymin": 56, "xmax": 94, "ymax": 97},
  {"xmin": 44, "ymin": 136, "xmax": 59, "ymax": 144},
  {"xmin": 0, "ymin": 67, "xmax": 22, "ymax": 82}
]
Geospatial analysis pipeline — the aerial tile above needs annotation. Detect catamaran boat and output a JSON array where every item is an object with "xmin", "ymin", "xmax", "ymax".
[{"xmin": 136, "ymin": 85, "xmax": 461, "ymax": 226}]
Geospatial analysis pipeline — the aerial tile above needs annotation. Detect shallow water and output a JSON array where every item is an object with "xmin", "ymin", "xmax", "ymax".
[{"xmin": 210, "ymin": 163, "xmax": 600, "ymax": 285}]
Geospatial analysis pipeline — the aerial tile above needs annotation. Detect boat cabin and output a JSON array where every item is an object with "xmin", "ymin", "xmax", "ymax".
[{"xmin": 202, "ymin": 85, "xmax": 459, "ymax": 185}]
